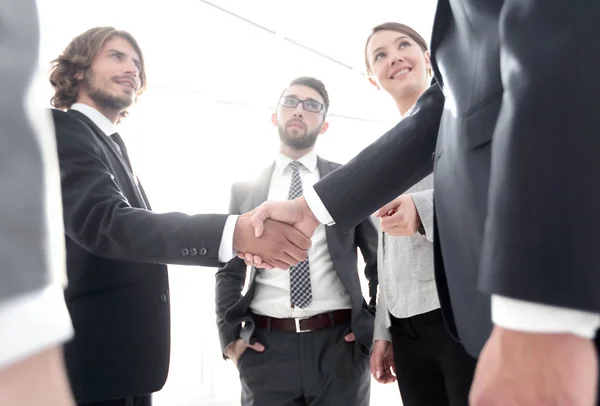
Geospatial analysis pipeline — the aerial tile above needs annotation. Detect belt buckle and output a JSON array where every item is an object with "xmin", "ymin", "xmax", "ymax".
[{"xmin": 294, "ymin": 316, "xmax": 311, "ymax": 333}]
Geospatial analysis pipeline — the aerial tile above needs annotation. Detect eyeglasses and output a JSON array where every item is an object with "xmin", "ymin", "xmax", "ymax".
[{"xmin": 279, "ymin": 96, "xmax": 325, "ymax": 113}]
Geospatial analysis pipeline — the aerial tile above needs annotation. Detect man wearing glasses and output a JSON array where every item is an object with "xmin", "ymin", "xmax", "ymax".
[{"xmin": 215, "ymin": 76, "xmax": 379, "ymax": 406}]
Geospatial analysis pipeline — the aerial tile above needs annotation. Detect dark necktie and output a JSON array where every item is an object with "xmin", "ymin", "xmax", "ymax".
[
  {"xmin": 109, "ymin": 132, "xmax": 151, "ymax": 208},
  {"xmin": 110, "ymin": 132, "xmax": 133, "ymax": 172},
  {"xmin": 287, "ymin": 161, "xmax": 312, "ymax": 308}
]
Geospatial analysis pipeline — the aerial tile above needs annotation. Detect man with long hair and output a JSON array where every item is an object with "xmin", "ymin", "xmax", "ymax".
[{"xmin": 50, "ymin": 27, "xmax": 310, "ymax": 406}]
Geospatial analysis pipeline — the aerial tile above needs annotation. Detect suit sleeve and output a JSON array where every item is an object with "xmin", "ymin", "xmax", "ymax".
[
  {"xmin": 373, "ymin": 289, "xmax": 392, "ymax": 342},
  {"xmin": 313, "ymin": 84, "xmax": 444, "ymax": 232},
  {"xmin": 53, "ymin": 110, "xmax": 228, "ymax": 267},
  {"xmin": 355, "ymin": 217, "xmax": 379, "ymax": 305},
  {"xmin": 479, "ymin": 1, "xmax": 600, "ymax": 312},
  {"xmin": 215, "ymin": 183, "xmax": 247, "ymax": 356},
  {"xmin": 0, "ymin": 0, "xmax": 72, "ymax": 369}
]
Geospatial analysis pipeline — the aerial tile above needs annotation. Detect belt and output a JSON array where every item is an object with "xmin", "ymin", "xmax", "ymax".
[{"xmin": 252, "ymin": 309, "xmax": 352, "ymax": 333}]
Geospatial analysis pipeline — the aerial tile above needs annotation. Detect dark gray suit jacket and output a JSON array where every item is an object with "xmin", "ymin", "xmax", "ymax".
[
  {"xmin": 53, "ymin": 109, "xmax": 229, "ymax": 403},
  {"xmin": 216, "ymin": 157, "xmax": 378, "ymax": 354},
  {"xmin": 312, "ymin": 0, "xmax": 600, "ymax": 357},
  {"xmin": 0, "ymin": 0, "xmax": 58, "ymax": 304}
]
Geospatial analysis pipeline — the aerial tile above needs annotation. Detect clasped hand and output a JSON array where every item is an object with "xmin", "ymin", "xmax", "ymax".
[
  {"xmin": 376, "ymin": 194, "xmax": 421, "ymax": 236},
  {"xmin": 234, "ymin": 197, "xmax": 319, "ymax": 269}
]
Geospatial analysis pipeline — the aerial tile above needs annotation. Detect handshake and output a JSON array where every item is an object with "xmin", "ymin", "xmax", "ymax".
[
  {"xmin": 231, "ymin": 193, "xmax": 422, "ymax": 269},
  {"xmin": 231, "ymin": 197, "xmax": 319, "ymax": 270}
]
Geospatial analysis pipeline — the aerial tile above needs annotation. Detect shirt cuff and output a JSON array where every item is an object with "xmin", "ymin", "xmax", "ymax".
[
  {"xmin": 218, "ymin": 215, "xmax": 239, "ymax": 263},
  {"xmin": 304, "ymin": 186, "xmax": 334, "ymax": 226},
  {"xmin": 492, "ymin": 294, "xmax": 600, "ymax": 339},
  {"xmin": 0, "ymin": 284, "xmax": 73, "ymax": 369}
]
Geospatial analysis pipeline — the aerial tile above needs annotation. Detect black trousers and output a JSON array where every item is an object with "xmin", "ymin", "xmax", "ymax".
[
  {"xmin": 80, "ymin": 394, "xmax": 151, "ymax": 406},
  {"xmin": 237, "ymin": 323, "xmax": 370, "ymax": 406},
  {"xmin": 390, "ymin": 309, "xmax": 477, "ymax": 406}
]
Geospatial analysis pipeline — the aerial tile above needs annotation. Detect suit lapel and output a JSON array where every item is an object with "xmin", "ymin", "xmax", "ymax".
[
  {"xmin": 68, "ymin": 110, "xmax": 150, "ymax": 209},
  {"xmin": 136, "ymin": 182, "xmax": 152, "ymax": 210},
  {"xmin": 316, "ymin": 156, "xmax": 335, "ymax": 178},
  {"xmin": 69, "ymin": 110, "xmax": 124, "ymax": 165},
  {"xmin": 251, "ymin": 163, "xmax": 275, "ymax": 210},
  {"xmin": 430, "ymin": 0, "xmax": 451, "ymax": 88},
  {"xmin": 240, "ymin": 163, "xmax": 276, "ymax": 296}
]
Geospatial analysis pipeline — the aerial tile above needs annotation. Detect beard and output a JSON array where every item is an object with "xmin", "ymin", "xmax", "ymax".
[
  {"xmin": 278, "ymin": 121, "xmax": 319, "ymax": 150},
  {"xmin": 83, "ymin": 69, "xmax": 133, "ymax": 112}
]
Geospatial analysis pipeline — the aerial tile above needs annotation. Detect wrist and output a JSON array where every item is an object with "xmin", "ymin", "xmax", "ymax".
[
  {"xmin": 231, "ymin": 213, "xmax": 248, "ymax": 253},
  {"xmin": 298, "ymin": 196, "xmax": 319, "ymax": 226},
  {"xmin": 224, "ymin": 340, "xmax": 238, "ymax": 359}
]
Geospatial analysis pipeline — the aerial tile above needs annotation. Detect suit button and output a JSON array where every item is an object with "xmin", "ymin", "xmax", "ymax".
[
  {"xmin": 160, "ymin": 293, "xmax": 168, "ymax": 303},
  {"xmin": 199, "ymin": 247, "xmax": 207, "ymax": 256},
  {"xmin": 180, "ymin": 248, "xmax": 189, "ymax": 256},
  {"xmin": 190, "ymin": 248, "xmax": 198, "ymax": 256}
]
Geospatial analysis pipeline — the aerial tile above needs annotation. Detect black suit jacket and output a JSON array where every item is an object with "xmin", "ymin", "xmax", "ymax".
[
  {"xmin": 215, "ymin": 157, "xmax": 378, "ymax": 355},
  {"xmin": 312, "ymin": 0, "xmax": 600, "ymax": 357},
  {"xmin": 53, "ymin": 109, "xmax": 229, "ymax": 403}
]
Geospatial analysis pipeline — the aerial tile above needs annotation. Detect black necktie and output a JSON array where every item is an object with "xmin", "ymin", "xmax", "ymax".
[
  {"xmin": 110, "ymin": 132, "xmax": 133, "ymax": 172},
  {"xmin": 109, "ymin": 132, "xmax": 150, "ymax": 208}
]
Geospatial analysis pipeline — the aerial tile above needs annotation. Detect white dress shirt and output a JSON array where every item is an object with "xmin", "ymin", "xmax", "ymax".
[
  {"xmin": 70, "ymin": 103, "xmax": 237, "ymax": 263},
  {"xmin": 250, "ymin": 151, "xmax": 352, "ymax": 318},
  {"xmin": 304, "ymin": 175, "xmax": 600, "ymax": 339}
]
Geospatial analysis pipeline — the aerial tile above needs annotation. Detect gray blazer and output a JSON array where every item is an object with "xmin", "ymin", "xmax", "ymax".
[{"xmin": 373, "ymin": 175, "xmax": 440, "ymax": 341}]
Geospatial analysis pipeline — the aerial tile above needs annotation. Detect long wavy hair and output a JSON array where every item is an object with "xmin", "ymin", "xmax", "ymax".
[{"xmin": 49, "ymin": 27, "xmax": 147, "ymax": 121}]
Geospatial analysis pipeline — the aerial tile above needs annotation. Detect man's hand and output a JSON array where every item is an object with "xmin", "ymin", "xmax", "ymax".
[
  {"xmin": 251, "ymin": 197, "xmax": 320, "ymax": 240},
  {"xmin": 376, "ymin": 194, "xmax": 421, "ymax": 236},
  {"xmin": 224, "ymin": 339, "xmax": 265, "ymax": 366},
  {"xmin": 233, "ymin": 211, "xmax": 311, "ymax": 270},
  {"xmin": 470, "ymin": 326, "xmax": 598, "ymax": 406},
  {"xmin": 237, "ymin": 197, "xmax": 320, "ymax": 268},
  {"xmin": 370, "ymin": 340, "xmax": 396, "ymax": 384}
]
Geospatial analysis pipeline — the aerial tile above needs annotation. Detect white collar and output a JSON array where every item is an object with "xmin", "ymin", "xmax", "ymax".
[
  {"xmin": 274, "ymin": 150, "xmax": 318, "ymax": 175},
  {"xmin": 71, "ymin": 103, "xmax": 117, "ymax": 136},
  {"xmin": 400, "ymin": 103, "xmax": 416, "ymax": 120}
]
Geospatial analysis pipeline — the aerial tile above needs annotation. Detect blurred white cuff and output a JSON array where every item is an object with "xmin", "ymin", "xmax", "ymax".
[
  {"xmin": 492, "ymin": 294, "xmax": 600, "ymax": 339},
  {"xmin": 0, "ymin": 284, "xmax": 73, "ymax": 369},
  {"xmin": 304, "ymin": 186, "xmax": 334, "ymax": 226},
  {"xmin": 218, "ymin": 215, "xmax": 239, "ymax": 262}
]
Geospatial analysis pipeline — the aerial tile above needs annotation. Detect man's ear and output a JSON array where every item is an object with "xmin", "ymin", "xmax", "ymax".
[
  {"xmin": 271, "ymin": 112, "xmax": 278, "ymax": 127},
  {"xmin": 320, "ymin": 121, "xmax": 329, "ymax": 134}
]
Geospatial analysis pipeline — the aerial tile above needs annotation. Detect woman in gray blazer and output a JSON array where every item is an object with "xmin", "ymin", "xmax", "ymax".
[{"xmin": 365, "ymin": 22, "xmax": 476, "ymax": 406}]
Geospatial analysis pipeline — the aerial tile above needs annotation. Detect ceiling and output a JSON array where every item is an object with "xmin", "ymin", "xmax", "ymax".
[
  {"xmin": 206, "ymin": 0, "xmax": 437, "ymax": 72},
  {"xmin": 38, "ymin": 0, "xmax": 438, "ymax": 122}
]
